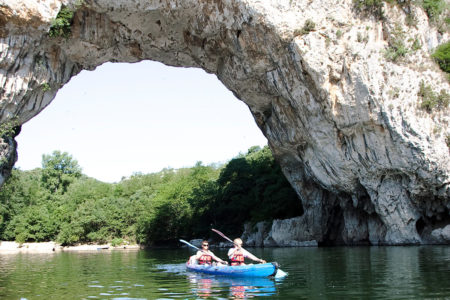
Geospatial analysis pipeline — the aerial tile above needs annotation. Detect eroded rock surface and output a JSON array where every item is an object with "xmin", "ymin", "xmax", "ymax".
[{"xmin": 0, "ymin": 0, "xmax": 449, "ymax": 245}]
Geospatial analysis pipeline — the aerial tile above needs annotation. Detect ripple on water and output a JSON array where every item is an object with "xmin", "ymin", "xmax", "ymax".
[
  {"xmin": 2, "ymin": 247, "xmax": 450, "ymax": 299},
  {"xmin": 110, "ymin": 298, "xmax": 147, "ymax": 300}
]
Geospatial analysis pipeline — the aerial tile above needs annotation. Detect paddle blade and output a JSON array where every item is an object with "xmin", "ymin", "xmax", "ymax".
[
  {"xmin": 211, "ymin": 228, "xmax": 234, "ymax": 244},
  {"xmin": 274, "ymin": 268, "xmax": 288, "ymax": 278},
  {"xmin": 179, "ymin": 239, "xmax": 199, "ymax": 251}
]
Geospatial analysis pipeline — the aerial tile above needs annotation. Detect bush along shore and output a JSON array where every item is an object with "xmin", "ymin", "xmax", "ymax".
[{"xmin": 0, "ymin": 146, "xmax": 302, "ymax": 247}]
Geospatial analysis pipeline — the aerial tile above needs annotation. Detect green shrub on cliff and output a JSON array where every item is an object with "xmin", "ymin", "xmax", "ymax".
[
  {"xmin": 421, "ymin": 0, "xmax": 446, "ymax": 22},
  {"xmin": 353, "ymin": 0, "xmax": 417, "ymax": 20},
  {"xmin": 293, "ymin": 19, "xmax": 316, "ymax": 36},
  {"xmin": 384, "ymin": 23, "xmax": 409, "ymax": 61},
  {"xmin": 432, "ymin": 42, "xmax": 450, "ymax": 74},
  {"xmin": 353, "ymin": 0, "xmax": 448, "ymax": 31},
  {"xmin": 48, "ymin": 1, "xmax": 86, "ymax": 38},
  {"xmin": 41, "ymin": 83, "xmax": 51, "ymax": 92},
  {"xmin": 418, "ymin": 81, "xmax": 450, "ymax": 112},
  {"xmin": 0, "ymin": 118, "xmax": 20, "ymax": 139},
  {"xmin": 353, "ymin": 0, "xmax": 387, "ymax": 19},
  {"xmin": 49, "ymin": 6, "xmax": 75, "ymax": 38}
]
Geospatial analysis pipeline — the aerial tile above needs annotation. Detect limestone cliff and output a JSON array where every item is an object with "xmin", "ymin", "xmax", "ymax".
[{"xmin": 0, "ymin": 0, "xmax": 449, "ymax": 245}]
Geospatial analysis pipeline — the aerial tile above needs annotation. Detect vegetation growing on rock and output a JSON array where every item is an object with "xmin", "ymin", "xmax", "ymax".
[
  {"xmin": 41, "ymin": 83, "xmax": 51, "ymax": 92},
  {"xmin": 353, "ymin": 0, "xmax": 387, "ymax": 19},
  {"xmin": 418, "ymin": 80, "xmax": 450, "ymax": 112},
  {"xmin": 421, "ymin": 0, "xmax": 447, "ymax": 23},
  {"xmin": 48, "ymin": 1, "xmax": 85, "ymax": 38},
  {"xmin": 294, "ymin": 19, "xmax": 316, "ymax": 36},
  {"xmin": 353, "ymin": 0, "xmax": 449, "ymax": 37},
  {"xmin": 432, "ymin": 41, "xmax": 450, "ymax": 74},
  {"xmin": 384, "ymin": 23, "xmax": 409, "ymax": 61},
  {"xmin": 0, "ymin": 118, "xmax": 20, "ymax": 139},
  {"xmin": 48, "ymin": 6, "xmax": 74, "ymax": 38}
]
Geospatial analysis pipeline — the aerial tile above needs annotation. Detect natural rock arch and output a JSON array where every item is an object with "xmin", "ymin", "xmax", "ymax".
[{"xmin": 0, "ymin": 0, "xmax": 449, "ymax": 245}]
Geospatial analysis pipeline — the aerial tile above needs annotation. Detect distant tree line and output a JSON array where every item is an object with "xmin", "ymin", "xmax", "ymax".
[{"xmin": 0, "ymin": 146, "xmax": 302, "ymax": 246}]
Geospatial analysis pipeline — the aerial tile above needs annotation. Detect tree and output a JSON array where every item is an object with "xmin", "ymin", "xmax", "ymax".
[
  {"xmin": 41, "ymin": 151, "xmax": 82, "ymax": 194},
  {"xmin": 212, "ymin": 146, "xmax": 302, "ymax": 236},
  {"xmin": 0, "ymin": 169, "xmax": 47, "ymax": 239},
  {"xmin": 0, "ymin": 146, "xmax": 301, "ymax": 245}
]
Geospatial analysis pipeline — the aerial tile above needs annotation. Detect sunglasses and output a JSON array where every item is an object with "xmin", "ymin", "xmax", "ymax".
[{"xmin": 202, "ymin": 244, "xmax": 209, "ymax": 247}]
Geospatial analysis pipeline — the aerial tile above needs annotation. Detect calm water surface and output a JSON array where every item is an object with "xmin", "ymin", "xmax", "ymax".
[{"xmin": 0, "ymin": 246, "xmax": 449, "ymax": 299}]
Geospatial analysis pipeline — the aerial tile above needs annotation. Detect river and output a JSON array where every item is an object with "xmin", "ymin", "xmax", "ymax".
[{"xmin": 0, "ymin": 246, "xmax": 449, "ymax": 299}]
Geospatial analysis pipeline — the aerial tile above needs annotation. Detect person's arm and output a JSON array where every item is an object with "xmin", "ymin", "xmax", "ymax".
[
  {"xmin": 194, "ymin": 250, "xmax": 203, "ymax": 260},
  {"xmin": 242, "ymin": 249, "xmax": 266, "ymax": 263},
  {"xmin": 227, "ymin": 247, "xmax": 236, "ymax": 258}
]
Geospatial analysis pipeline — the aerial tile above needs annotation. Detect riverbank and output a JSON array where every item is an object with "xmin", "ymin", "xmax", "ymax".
[{"xmin": 0, "ymin": 241, "xmax": 141, "ymax": 253}]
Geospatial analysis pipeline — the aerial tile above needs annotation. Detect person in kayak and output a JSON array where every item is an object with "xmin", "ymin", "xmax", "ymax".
[
  {"xmin": 228, "ymin": 238, "xmax": 266, "ymax": 266},
  {"xmin": 191, "ymin": 240, "xmax": 227, "ymax": 265}
]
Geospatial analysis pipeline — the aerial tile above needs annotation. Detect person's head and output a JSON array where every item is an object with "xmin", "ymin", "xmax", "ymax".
[
  {"xmin": 233, "ymin": 238, "xmax": 243, "ymax": 249},
  {"xmin": 201, "ymin": 240, "xmax": 209, "ymax": 250}
]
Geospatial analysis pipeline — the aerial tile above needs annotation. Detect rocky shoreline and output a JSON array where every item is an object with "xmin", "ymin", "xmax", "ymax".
[{"xmin": 0, "ymin": 241, "xmax": 141, "ymax": 253}]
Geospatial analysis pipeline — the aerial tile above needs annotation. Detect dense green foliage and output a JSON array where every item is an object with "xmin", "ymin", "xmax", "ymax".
[
  {"xmin": 0, "ymin": 146, "xmax": 301, "ymax": 246},
  {"xmin": 48, "ymin": 6, "xmax": 75, "ymax": 38},
  {"xmin": 0, "ymin": 118, "xmax": 20, "ymax": 139},
  {"xmin": 41, "ymin": 151, "xmax": 82, "ymax": 194},
  {"xmin": 48, "ymin": 1, "xmax": 87, "ymax": 38},
  {"xmin": 432, "ymin": 42, "xmax": 450, "ymax": 74},
  {"xmin": 202, "ymin": 146, "xmax": 302, "ymax": 238},
  {"xmin": 422, "ymin": 0, "xmax": 446, "ymax": 21}
]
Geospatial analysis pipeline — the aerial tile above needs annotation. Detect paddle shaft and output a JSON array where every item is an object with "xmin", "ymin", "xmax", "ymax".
[
  {"xmin": 179, "ymin": 239, "xmax": 199, "ymax": 251},
  {"xmin": 211, "ymin": 229, "xmax": 234, "ymax": 244}
]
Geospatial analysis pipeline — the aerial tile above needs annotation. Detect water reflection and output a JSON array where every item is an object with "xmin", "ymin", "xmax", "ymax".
[
  {"xmin": 187, "ymin": 273, "xmax": 277, "ymax": 299},
  {"xmin": 265, "ymin": 246, "xmax": 450, "ymax": 299},
  {"xmin": 0, "ymin": 246, "xmax": 449, "ymax": 299}
]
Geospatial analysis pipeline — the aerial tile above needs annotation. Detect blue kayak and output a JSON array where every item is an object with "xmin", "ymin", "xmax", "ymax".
[{"xmin": 186, "ymin": 262, "xmax": 278, "ymax": 277}]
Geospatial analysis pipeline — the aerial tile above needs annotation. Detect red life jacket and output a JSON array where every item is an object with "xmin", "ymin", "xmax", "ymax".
[
  {"xmin": 230, "ymin": 252, "xmax": 245, "ymax": 266},
  {"xmin": 198, "ymin": 252, "xmax": 212, "ymax": 265}
]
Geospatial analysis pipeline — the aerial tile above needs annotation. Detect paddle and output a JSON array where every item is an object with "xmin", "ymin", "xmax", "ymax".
[
  {"xmin": 211, "ymin": 228, "xmax": 288, "ymax": 278},
  {"xmin": 179, "ymin": 239, "xmax": 200, "ymax": 251}
]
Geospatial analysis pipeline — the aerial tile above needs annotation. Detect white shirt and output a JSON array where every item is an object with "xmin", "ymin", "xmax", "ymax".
[{"xmin": 228, "ymin": 247, "xmax": 251, "ymax": 258}]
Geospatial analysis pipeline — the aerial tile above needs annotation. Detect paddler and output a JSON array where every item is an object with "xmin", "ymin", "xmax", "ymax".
[
  {"xmin": 191, "ymin": 240, "xmax": 227, "ymax": 265},
  {"xmin": 228, "ymin": 238, "xmax": 266, "ymax": 266}
]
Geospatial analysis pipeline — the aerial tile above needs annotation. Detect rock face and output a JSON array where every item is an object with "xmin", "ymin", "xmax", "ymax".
[
  {"xmin": 242, "ymin": 220, "xmax": 319, "ymax": 247},
  {"xmin": 0, "ymin": 0, "xmax": 449, "ymax": 245}
]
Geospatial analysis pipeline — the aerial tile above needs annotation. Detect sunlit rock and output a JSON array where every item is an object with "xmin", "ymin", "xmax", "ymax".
[{"xmin": 241, "ymin": 221, "xmax": 271, "ymax": 247}]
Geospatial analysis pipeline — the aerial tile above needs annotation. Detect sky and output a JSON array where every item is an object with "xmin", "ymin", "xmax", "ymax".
[{"xmin": 15, "ymin": 61, "xmax": 267, "ymax": 183}]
